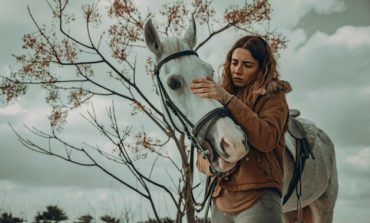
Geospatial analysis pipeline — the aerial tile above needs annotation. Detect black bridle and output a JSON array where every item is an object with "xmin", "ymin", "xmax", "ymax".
[
  {"xmin": 154, "ymin": 50, "xmax": 231, "ymax": 169},
  {"xmin": 154, "ymin": 50, "xmax": 231, "ymax": 212}
]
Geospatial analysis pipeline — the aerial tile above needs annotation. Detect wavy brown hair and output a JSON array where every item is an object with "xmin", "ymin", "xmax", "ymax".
[{"xmin": 221, "ymin": 35, "xmax": 279, "ymax": 106}]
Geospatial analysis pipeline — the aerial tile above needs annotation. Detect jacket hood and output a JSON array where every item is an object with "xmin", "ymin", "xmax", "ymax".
[{"xmin": 256, "ymin": 79, "xmax": 292, "ymax": 96}]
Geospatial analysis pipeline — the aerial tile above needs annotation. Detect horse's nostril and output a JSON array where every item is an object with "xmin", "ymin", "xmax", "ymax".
[
  {"xmin": 221, "ymin": 138, "xmax": 230, "ymax": 151},
  {"xmin": 217, "ymin": 137, "xmax": 230, "ymax": 159}
]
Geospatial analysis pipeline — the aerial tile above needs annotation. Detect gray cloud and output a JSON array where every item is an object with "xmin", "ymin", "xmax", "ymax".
[
  {"xmin": 270, "ymin": 0, "xmax": 347, "ymax": 29},
  {"xmin": 284, "ymin": 26, "xmax": 370, "ymax": 91},
  {"xmin": 281, "ymin": 26, "xmax": 370, "ymax": 147}
]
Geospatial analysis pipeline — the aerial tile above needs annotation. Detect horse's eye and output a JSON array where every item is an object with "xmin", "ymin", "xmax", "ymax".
[{"xmin": 167, "ymin": 76, "xmax": 182, "ymax": 90}]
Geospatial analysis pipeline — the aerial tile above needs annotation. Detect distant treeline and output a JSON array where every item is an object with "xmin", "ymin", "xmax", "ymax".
[{"xmin": 0, "ymin": 205, "xmax": 209, "ymax": 223}]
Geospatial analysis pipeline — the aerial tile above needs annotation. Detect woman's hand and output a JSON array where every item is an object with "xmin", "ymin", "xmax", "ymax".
[{"xmin": 190, "ymin": 76, "xmax": 233, "ymax": 105}]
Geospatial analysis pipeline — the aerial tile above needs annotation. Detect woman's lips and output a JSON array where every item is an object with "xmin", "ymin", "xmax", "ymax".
[{"xmin": 233, "ymin": 77, "xmax": 244, "ymax": 82}]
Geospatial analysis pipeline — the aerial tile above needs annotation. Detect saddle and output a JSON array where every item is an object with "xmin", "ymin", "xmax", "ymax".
[
  {"xmin": 283, "ymin": 109, "xmax": 314, "ymax": 205},
  {"xmin": 287, "ymin": 109, "xmax": 314, "ymax": 160}
]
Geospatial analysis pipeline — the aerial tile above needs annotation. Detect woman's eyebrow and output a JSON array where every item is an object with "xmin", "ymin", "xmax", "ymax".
[{"xmin": 231, "ymin": 58, "xmax": 255, "ymax": 64}]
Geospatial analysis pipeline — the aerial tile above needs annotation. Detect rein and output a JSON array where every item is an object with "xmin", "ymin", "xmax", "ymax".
[{"xmin": 154, "ymin": 50, "xmax": 230, "ymax": 213}]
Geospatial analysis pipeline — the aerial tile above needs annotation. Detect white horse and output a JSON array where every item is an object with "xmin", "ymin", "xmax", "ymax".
[
  {"xmin": 143, "ymin": 19, "xmax": 249, "ymax": 167},
  {"xmin": 144, "ymin": 18, "xmax": 338, "ymax": 223}
]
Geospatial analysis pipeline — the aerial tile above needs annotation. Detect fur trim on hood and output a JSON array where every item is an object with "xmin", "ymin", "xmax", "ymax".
[{"xmin": 255, "ymin": 80, "xmax": 292, "ymax": 96}]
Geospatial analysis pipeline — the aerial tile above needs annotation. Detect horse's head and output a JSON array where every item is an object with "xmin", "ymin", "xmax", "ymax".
[{"xmin": 144, "ymin": 18, "xmax": 248, "ymax": 168}]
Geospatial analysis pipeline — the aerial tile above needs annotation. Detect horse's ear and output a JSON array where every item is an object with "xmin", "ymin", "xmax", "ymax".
[
  {"xmin": 144, "ymin": 19, "xmax": 163, "ymax": 57},
  {"xmin": 183, "ymin": 15, "xmax": 197, "ymax": 49}
]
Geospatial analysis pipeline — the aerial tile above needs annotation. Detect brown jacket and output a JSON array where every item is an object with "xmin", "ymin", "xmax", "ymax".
[{"xmin": 197, "ymin": 80, "xmax": 291, "ymax": 196}]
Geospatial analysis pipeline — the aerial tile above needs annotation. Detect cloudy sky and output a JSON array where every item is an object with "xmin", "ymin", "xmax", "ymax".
[{"xmin": 1, "ymin": 0, "xmax": 369, "ymax": 222}]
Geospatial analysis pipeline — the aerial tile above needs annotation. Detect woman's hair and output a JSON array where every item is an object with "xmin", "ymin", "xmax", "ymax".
[{"xmin": 221, "ymin": 35, "xmax": 279, "ymax": 106}]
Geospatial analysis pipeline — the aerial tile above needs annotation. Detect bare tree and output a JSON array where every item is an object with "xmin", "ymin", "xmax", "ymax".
[{"xmin": 0, "ymin": 0, "xmax": 285, "ymax": 222}]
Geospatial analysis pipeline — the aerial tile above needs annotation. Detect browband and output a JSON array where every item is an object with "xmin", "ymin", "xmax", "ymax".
[{"xmin": 154, "ymin": 50, "xmax": 199, "ymax": 75}]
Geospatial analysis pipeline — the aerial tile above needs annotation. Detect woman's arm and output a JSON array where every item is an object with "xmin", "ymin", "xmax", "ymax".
[
  {"xmin": 226, "ymin": 92, "xmax": 289, "ymax": 152},
  {"xmin": 190, "ymin": 77, "xmax": 288, "ymax": 153}
]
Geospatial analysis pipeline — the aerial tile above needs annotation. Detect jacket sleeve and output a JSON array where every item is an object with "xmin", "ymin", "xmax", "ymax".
[
  {"xmin": 196, "ymin": 153, "xmax": 214, "ymax": 176},
  {"xmin": 226, "ymin": 92, "xmax": 289, "ymax": 152}
]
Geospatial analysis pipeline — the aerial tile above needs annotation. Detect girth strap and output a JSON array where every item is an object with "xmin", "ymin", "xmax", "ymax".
[{"xmin": 283, "ymin": 137, "xmax": 309, "ymax": 205}]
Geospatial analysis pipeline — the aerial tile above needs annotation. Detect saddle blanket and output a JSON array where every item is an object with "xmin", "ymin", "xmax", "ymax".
[{"xmin": 285, "ymin": 117, "xmax": 319, "ymax": 161}]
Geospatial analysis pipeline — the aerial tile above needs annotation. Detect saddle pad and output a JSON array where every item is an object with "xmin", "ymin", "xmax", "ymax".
[
  {"xmin": 285, "ymin": 117, "xmax": 320, "ymax": 161},
  {"xmin": 296, "ymin": 117, "xmax": 319, "ymax": 148}
]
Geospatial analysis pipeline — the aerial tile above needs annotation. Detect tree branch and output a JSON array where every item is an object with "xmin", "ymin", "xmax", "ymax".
[{"xmin": 57, "ymin": 0, "xmax": 94, "ymax": 50}]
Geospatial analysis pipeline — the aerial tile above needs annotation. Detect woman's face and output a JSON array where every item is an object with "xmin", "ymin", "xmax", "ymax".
[{"xmin": 230, "ymin": 47, "xmax": 259, "ymax": 88}]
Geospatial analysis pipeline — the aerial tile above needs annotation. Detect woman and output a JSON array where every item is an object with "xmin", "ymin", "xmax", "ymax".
[{"xmin": 190, "ymin": 35, "xmax": 291, "ymax": 223}]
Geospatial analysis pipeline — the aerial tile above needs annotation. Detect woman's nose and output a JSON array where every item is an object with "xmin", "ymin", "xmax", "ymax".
[{"xmin": 234, "ymin": 64, "xmax": 242, "ymax": 74}]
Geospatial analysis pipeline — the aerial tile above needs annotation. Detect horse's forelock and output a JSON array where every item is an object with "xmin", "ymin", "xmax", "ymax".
[
  {"xmin": 161, "ymin": 37, "xmax": 190, "ymax": 57},
  {"xmin": 159, "ymin": 36, "xmax": 205, "ymax": 80},
  {"xmin": 158, "ymin": 36, "xmax": 212, "ymax": 83}
]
